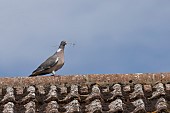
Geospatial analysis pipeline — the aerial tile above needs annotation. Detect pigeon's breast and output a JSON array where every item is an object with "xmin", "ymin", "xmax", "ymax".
[
  {"xmin": 54, "ymin": 58, "xmax": 64, "ymax": 71},
  {"xmin": 52, "ymin": 51, "xmax": 65, "ymax": 72}
]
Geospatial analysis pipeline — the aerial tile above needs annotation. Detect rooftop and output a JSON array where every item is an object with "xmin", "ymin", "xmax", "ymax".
[{"xmin": 0, "ymin": 73, "xmax": 170, "ymax": 112}]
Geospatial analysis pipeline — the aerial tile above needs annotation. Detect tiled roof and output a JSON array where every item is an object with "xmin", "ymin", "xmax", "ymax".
[{"xmin": 0, "ymin": 73, "xmax": 170, "ymax": 113}]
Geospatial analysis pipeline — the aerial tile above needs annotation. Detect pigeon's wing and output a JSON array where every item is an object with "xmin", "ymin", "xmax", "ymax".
[{"xmin": 33, "ymin": 55, "xmax": 59, "ymax": 73}]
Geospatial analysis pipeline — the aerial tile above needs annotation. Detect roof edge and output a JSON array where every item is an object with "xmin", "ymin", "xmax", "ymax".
[{"xmin": 0, "ymin": 72, "xmax": 170, "ymax": 87}]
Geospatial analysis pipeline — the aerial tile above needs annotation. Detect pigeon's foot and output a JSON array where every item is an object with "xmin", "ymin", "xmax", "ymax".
[{"xmin": 51, "ymin": 74, "xmax": 60, "ymax": 77}]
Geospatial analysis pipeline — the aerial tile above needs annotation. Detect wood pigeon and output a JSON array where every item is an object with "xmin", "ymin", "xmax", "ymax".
[{"xmin": 29, "ymin": 41, "xmax": 67, "ymax": 77}]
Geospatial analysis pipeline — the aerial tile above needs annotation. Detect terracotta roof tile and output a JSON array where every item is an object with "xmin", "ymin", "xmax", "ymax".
[{"xmin": 0, "ymin": 73, "xmax": 170, "ymax": 112}]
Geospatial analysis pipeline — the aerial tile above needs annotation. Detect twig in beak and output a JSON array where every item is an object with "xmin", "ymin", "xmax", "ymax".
[{"xmin": 67, "ymin": 42, "xmax": 76, "ymax": 47}]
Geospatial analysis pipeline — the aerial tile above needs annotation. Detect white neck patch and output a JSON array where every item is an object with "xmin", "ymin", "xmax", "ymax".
[{"xmin": 57, "ymin": 48, "xmax": 62, "ymax": 52}]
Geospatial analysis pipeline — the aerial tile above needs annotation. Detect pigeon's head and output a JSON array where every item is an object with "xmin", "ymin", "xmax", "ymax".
[
  {"xmin": 59, "ymin": 40, "xmax": 67, "ymax": 49},
  {"xmin": 60, "ymin": 41, "xmax": 67, "ymax": 46},
  {"xmin": 59, "ymin": 40, "xmax": 75, "ymax": 49}
]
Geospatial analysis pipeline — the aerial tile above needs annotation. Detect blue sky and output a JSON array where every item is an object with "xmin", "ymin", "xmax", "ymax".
[{"xmin": 0, "ymin": 1, "xmax": 170, "ymax": 77}]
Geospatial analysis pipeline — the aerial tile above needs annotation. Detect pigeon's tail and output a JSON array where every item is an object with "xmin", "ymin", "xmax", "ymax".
[{"xmin": 29, "ymin": 74, "xmax": 37, "ymax": 77}]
